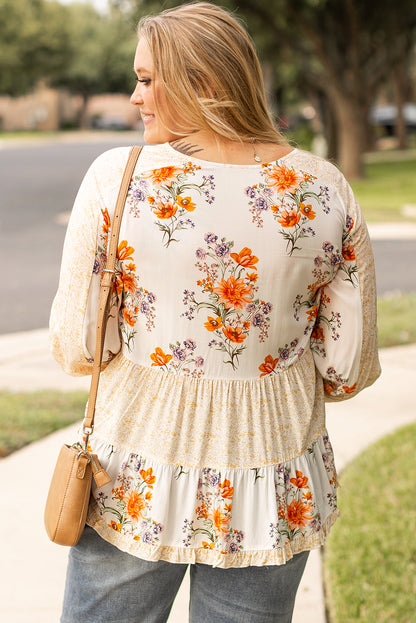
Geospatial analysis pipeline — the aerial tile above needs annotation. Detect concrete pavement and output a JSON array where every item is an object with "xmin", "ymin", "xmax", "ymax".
[{"xmin": 0, "ymin": 329, "xmax": 415, "ymax": 622}]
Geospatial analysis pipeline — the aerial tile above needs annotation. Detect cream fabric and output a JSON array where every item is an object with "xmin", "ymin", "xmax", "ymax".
[{"xmin": 50, "ymin": 143, "xmax": 380, "ymax": 567}]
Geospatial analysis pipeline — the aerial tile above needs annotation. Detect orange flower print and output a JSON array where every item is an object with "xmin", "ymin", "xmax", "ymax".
[
  {"xmin": 306, "ymin": 306, "xmax": 318, "ymax": 322},
  {"xmin": 212, "ymin": 276, "xmax": 253, "ymax": 310},
  {"xmin": 126, "ymin": 490, "xmax": 146, "ymax": 522},
  {"xmin": 246, "ymin": 272, "xmax": 258, "ymax": 282},
  {"xmin": 109, "ymin": 521, "xmax": 122, "ymax": 532},
  {"xmin": 220, "ymin": 479, "xmax": 233, "ymax": 499},
  {"xmin": 290, "ymin": 470, "xmax": 309, "ymax": 489},
  {"xmin": 211, "ymin": 507, "xmax": 230, "ymax": 534},
  {"xmin": 204, "ymin": 316, "xmax": 224, "ymax": 332},
  {"xmin": 117, "ymin": 240, "xmax": 135, "ymax": 262},
  {"xmin": 125, "ymin": 262, "xmax": 136, "ymax": 272},
  {"xmin": 123, "ymin": 308, "xmax": 136, "ymax": 327},
  {"xmin": 153, "ymin": 200, "xmax": 178, "ymax": 219},
  {"xmin": 201, "ymin": 541, "xmax": 215, "ymax": 550},
  {"xmin": 222, "ymin": 325, "xmax": 246, "ymax": 343},
  {"xmin": 299, "ymin": 202, "xmax": 316, "ymax": 220},
  {"xmin": 311, "ymin": 326, "xmax": 325, "ymax": 341},
  {"xmin": 276, "ymin": 209, "xmax": 301, "ymax": 228},
  {"xmin": 150, "ymin": 347, "xmax": 173, "ymax": 366},
  {"xmin": 266, "ymin": 164, "xmax": 302, "ymax": 193},
  {"xmin": 145, "ymin": 166, "xmax": 182, "ymax": 185},
  {"xmin": 342, "ymin": 245, "xmax": 356, "ymax": 261},
  {"xmin": 140, "ymin": 468, "xmax": 156, "ymax": 487},
  {"xmin": 230, "ymin": 247, "xmax": 259, "ymax": 270},
  {"xmin": 120, "ymin": 271, "xmax": 136, "ymax": 294},
  {"xmin": 286, "ymin": 500, "xmax": 313, "ymax": 530},
  {"xmin": 259, "ymin": 354, "xmax": 278, "ymax": 377},
  {"xmin": 303, "ymin": 491, "xmax": 313, "ymax": 501},
  {"xmin": 176, "ymin": 196, "xmax": 196, "ymax": 212},
  {"xmin": 101, "ymin": 208, "xmax": 111, "ymax": 233}
]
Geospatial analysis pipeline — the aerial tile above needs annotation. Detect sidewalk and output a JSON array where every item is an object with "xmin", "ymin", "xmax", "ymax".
[{"xmin": 0, "ymin": 330, "xmax": 415, "ymax": 622}]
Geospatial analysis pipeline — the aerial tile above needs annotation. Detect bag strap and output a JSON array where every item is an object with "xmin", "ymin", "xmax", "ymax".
[{"xmin": 82, "ymin": 145, "xmax": 142, "ymax": 442}]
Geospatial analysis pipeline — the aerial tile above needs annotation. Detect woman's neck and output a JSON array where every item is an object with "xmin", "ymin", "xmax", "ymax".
[{"xmin": 169, "ymin": 131, "xmax": 294, "ymax": 165}]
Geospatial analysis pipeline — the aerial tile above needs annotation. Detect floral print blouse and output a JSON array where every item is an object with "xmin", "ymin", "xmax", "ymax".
[{"xmin": 50, "ymin": 143, "xmax": 380, "ymax": 568}]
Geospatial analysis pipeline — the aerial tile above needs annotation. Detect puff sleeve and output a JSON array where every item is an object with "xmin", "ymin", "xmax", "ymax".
[
  {"xmin": 49, "ymin": 149, "xmax": 128, "ymax": 375},
  {"xmin": 311, "ymin": 175, "xmax": 381, "ymax": 400}
]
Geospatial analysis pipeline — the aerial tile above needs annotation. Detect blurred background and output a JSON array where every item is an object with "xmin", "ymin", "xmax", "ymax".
[
  {"xmin": 0, "ymin": 0, "xmax": 415, "ymax": 175},
  {"xmin": 1, "ymin": 0, "xmax": 415, "ymax": 334},
  {"xmin": 0, "ymin": 4, "xmax": 415, "ymax": 622}
]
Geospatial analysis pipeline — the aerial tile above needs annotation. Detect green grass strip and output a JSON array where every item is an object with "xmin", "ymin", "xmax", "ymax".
[
  {"xmin": 351, "ymin": 158, "xmax": 416, "ymax": 222},
  {"xmin": 324, "ymin": 422, "xmax": 416, "ymax": 622},
  {"xmin": 0, "ymin": 390, "xmax": 88, "ymax": 457},
  {"xmin": 377, "ymin": 291, "xmax": 416, "ymax": 348}
]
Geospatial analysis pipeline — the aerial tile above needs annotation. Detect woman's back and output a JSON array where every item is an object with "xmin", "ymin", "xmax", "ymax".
[{"xmin": 50, "ymin": 141, "xmax": 379, "ymax": 567}]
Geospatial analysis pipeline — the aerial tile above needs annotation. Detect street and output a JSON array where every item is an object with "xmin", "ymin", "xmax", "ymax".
[{"xmin": 1, "ymin": 140, "xmax": 415, "ymax": 334}]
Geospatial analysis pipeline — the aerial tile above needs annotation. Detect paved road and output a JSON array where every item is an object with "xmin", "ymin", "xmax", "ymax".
[{"xmin": 1, "ymin": 141, "xmax": 415, "ymax": 334}]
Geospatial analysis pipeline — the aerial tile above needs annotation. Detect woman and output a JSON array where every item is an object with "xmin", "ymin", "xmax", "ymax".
[{"xmin": 50, "ymin": 3, "xmax": 380, "ymax": 622}]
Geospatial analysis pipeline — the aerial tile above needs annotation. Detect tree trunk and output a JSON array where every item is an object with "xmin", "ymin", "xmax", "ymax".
[
  {"xmin": 330, "ymin": 94, "xmax": 365, "ymax": 179},
  {"xmin": 393, "ymin": 61, "xmax": 408, "ymax": 150},
  {"xmin": 78, "ymin": 92, "xmax": 90, "ymax": 130}
]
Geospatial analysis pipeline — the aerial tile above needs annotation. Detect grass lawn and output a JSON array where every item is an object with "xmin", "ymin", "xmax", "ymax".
[
  {"xmin": 323, "ymin": 422, "xmax": 416, "ymax": 623},
  {"xmin": 351, "ymin": 158, "xmax": 416, "ymax": 222},
  {"xmin": 0, "ymin": 390, "xmax": 88, "ymax": 457},
  {"xmin": 377, "ymin": 291, "xmax": 416, "ymax": 348}
]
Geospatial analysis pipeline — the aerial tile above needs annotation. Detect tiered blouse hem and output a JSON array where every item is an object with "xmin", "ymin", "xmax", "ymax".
[{"xmin": 86, "ymin": 510, "xmax": 340, "ymax": 569}]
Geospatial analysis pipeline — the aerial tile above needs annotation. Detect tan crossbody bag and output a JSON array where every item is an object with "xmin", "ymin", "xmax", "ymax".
[{"xmin": 44, "ymin": 145, "xmax": 142, "ymax": 546}]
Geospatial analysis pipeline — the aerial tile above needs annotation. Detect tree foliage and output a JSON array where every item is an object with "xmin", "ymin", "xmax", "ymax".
[
  {"xmin": 110, "ymin": 0, "xmax": 416, "ymax": 178},
  {"xmin": 0, "ymin": 0, "xmax": 137, "ymax": 99},
  {"xmin": 0, "ymin": 0, "xmax": 71, "ymax": 95}
]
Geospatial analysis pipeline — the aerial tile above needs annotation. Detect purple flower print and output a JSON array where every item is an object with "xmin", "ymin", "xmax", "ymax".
[
  {"xmin": 132, "ymin": 187, "xmax": 147, "ymax": 202},
  {"xmin": 153, "ymin": 523, "xmax": 163, "ymax": 535},
  {"xmin": 322, "ymin": 241, "xmax": 334, "ymax": 253},
  {"xmin": 140, "ymin": 301, "xmax": 150, "ymax": 314},
  {"xmin": 173, "ymin": 347, "xmax": 187, "ymax": 362},
  {"xmin": 245, "ymin": 186, "xmax": 257, "ymax": 199},
  {"xmin": 142, "ymin": 531, "xmax": 153, "ymax": 544},
  {"xmin": 196, "ymin": 247, "xmax": 206, "ymax": 260},
  {"xmin": 214, "ymin": 242, "xmax": 230, "ymax": 258},
  {"xmin": 255, "ymin": 197, "xmax": 269, "ymax": 211},
  {"xmin": 314, "ymin": 256, "xmax": 323, "ymax": 267},
  {"xmin": 279, "ymin": 348, "xmax": 290, "ymax": 361},
  {"xmin": 93, "ymin": 259, "xmax": 100, "ymax": 274},
  {"xmin": 252, "ymin": 312, "xmax": 265, "ymax": 327},
  {"xmin": 147, "ymin": 292, "xmax": 156, "ymax": 304},
  {"xmin": 184, "ymin": 339, "xmax": 196, "ymax": 351},
  {"xmin": 330, "ymin": 253, "xmax": 343, "ymax": 267},
  {"xmin": 194, "ymin": 356, "xmax": 204, "ymax": 368},
  {"xmin": 204, "ymin": 232, "xmax": 218, "ymax": 244},
  {"xmin": 262, "ymin": 303, "xmax": 272, "ymax": 314}
]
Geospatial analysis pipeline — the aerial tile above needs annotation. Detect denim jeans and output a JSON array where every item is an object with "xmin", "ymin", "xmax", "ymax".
[{"xmin": 61, "ymin": 526, "xmax": 309, "ymax": 623}]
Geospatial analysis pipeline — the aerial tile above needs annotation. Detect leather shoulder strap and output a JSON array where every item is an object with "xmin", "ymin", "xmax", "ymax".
[{"xmin": 83, "ymin": 145, "xmax": 142, "ymax": 436}]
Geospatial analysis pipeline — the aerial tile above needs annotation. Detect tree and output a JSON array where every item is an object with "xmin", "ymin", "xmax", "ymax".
[
  {"xmin": 234, "ymin": 0, "xmax": 416, "ymax": 178},
  {"xmin": 111, "ymin": 0, "xmax": 416, "ymax": 180},
  {"xmin": 0, "ymin": 0, "xmax": 70, "ymax": 96},
  {"xmin": 51, "ymin": 3, "xmax": 137, "ymax": 128}
]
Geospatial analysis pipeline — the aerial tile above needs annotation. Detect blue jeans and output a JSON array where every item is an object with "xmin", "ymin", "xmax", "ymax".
[{"xmin": 61, "ymin": 526, "xmax": 309, "ymax": 623}]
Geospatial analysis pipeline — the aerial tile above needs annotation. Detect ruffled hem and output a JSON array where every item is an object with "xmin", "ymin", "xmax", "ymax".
[
  {"xmin": 84, "ymin": 430, "xmax": 340, "ymax": 568},
  {"xmin": 86, "ymin": 510, "xmax": 340, "ymax": 568}
]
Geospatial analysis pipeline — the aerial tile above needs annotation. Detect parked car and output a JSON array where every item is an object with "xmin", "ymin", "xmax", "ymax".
[{"xmin": 92, "ymin": 115, "xmax": 131, "ymax": 130}]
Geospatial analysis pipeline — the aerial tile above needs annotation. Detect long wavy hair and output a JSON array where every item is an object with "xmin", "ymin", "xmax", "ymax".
[{"xmin": 137, "ymin": 2, "xmax": 286, "ymax": 144}]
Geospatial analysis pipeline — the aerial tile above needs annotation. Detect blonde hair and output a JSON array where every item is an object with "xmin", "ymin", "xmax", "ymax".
[{"xmin": 137, "ymin": 2, "xmax": 286, "ymax": 144}]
